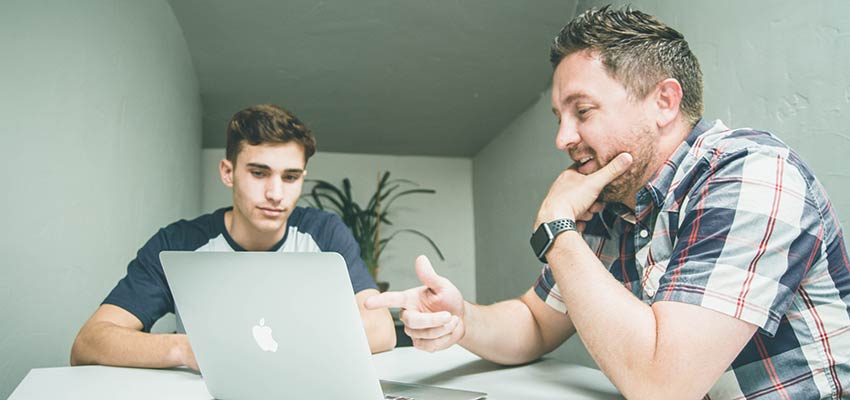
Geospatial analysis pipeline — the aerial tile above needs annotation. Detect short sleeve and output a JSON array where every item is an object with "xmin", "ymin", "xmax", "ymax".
[
  {"xmin": 533, "ymin": 264, "xmax": 568, "ymax": 313},
  {"xmin": 102, "ymin": 229, "xmax": 174, "ymax": 332},
  {"xmin": 314, "ymin": 214, "xmax": 378, "ymax": 293},
  {"xmin": 655, "ymin": 147, "xmax": 821, "ymax": 336}
]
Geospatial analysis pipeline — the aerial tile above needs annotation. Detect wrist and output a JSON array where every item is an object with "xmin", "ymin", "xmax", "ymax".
[
  {"xmin": 530, "ymin": 218, "xmax": 578, "ymax": 263},
  {"xmin": 167, "ymin": 334, "xmax": 191, "ymax": 367},
  {"xmin": 546, "ymin": 230, "xmax": 583, "ymax": 265},
  {"xmin": 457, "ymin": 301, "xmax": 474, "ymax": 346}
]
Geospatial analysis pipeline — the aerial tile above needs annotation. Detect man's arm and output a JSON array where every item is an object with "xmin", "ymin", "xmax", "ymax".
[
  {"xmin": 354, "ymin": 289, "xmax": 396, "ymax": 353},
  {"xmin": 536, "ymin": 152, "xmax": 758, "ymax": 398},
  {"xmin": 458, "ymin": 288, "xmax": 575, "ymax": 365},
  {"xmin": 546, "ymin": 233, "xmax": 756, "ymax": 399},
  {"xmin": 70, "ymin": 304, "xmax": 197, "ymax": 369},
  {"xmin": 365, "ymin": 256, "xmax": 575, "ymax": 364}
]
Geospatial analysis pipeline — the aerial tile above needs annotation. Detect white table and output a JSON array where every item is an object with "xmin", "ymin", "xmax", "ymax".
[{"xmin": 9, "ymin": 346, "xmax": 621, "ymax": 399}]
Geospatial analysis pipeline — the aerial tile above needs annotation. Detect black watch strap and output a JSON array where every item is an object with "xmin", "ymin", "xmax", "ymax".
[
  {"xmin": 530, "ymin": 218, "xmax": 577, "ymax": 264},
  {"xmin": 548, "ymin": 219, "xmax": 577, "ymax": 234}
]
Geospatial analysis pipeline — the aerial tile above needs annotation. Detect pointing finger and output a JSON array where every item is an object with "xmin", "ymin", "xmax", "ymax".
[{"xmin": 364, "ymin": 289, "xmax": 418, "ymax": 310}]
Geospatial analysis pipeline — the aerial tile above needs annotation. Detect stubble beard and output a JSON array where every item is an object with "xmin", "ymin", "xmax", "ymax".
[{"xmin": 598, "ymin": 124, "xmax": 658, "ymax": 206}]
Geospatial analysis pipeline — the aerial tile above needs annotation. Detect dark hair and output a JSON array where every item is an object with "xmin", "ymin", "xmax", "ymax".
[
  {"xmin": 550, "ymin": 5, "xmax": 703, "ymax": 125},
  {"xmin": 225, "ymin": 104, "xmax": 317, "ymax": 163}
]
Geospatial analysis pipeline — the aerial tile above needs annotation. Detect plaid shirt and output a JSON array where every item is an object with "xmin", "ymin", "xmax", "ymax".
[{"xmin": 534, "ymin": 119, "xmax": 850, "ymax": 399}]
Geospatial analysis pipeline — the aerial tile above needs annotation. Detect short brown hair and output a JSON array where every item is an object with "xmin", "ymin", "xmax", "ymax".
[
  {"xmin": 550, "ymin": 5, "xmax": 704, "ymax": 125},
  {"xmin": 225, "ymin": 104, "xmax": 317, "ymax": 163}
]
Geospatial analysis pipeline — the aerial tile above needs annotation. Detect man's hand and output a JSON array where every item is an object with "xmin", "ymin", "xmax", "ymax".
[
  {"xmin": 535, "ymin": 152, "xmax": 633, "ymax": 228},
  {"xmin": 174, "ymin": 334, "xmax": 199, "ymax": 371},
  {"xmin": 364, "ymin": 255, "xmax": 465, "ymax": 352}
]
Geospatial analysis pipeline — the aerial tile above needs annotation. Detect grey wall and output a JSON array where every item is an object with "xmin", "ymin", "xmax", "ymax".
[
  {"xmin": 473, "ymin": 0, "xmax": 850, "ymax": 364},
  {"xmin": 202, "ymin": 149, "xmax": 478, "ymax": 299},
  {"xmin": 0, "ymin": 1, "xmax": 201, "ymax": 398}
]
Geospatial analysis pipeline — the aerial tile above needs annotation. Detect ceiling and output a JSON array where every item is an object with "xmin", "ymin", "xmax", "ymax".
[{"xmin": 168, "ymin": 0, "xmax": 578, "ymax": 156}]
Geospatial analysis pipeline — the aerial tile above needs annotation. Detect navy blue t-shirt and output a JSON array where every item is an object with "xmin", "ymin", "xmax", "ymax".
[{"xmin": 103, "ymin": 206, "xmax": 377, "ymax": 332}]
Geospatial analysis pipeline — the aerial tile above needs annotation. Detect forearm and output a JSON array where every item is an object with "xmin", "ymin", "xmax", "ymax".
[
  {"xmin": 361, "ymin": 307, "xmax": 396, "ymax": 353},
  {"xmin": 546, "ymin": 232, "xmax": 676, "ymax": 398},
  {"xmin": 70, "ymin": 321, "xmax": 191, "ymax": 369},
  {"xmin": 459, "ymin": 298, "xmax": 559, "ymax": 365}
]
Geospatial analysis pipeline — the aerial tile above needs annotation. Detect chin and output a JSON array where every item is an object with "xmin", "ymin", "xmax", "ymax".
[
  {"xmin": 600, "ymin": 180, "xmax": 633, "ymax": 205},
  {"xmin": 252, "ymin": 218, "xmax": 287, "ymax": 233}
]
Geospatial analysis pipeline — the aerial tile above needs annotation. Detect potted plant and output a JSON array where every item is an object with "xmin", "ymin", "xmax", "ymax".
[{"xmin": 303, "ymin": 171, "xmax": 444, "ymax": 291}]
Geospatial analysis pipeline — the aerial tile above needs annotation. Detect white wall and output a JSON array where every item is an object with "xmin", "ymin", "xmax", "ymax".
[
  {"xmin": 587, "ymin": 0, "xmax": 850, "ymax": 215},
  {"xmin": 0, "ymin": 1, "xmax": 201, "ymax": 398},
  {"xmin": 473, "ymin": 0, "xmax": 850, "ymax": 364},
  {"xmin": 202, "ymin": 149, "xmax": 477, "ymax": 299}
]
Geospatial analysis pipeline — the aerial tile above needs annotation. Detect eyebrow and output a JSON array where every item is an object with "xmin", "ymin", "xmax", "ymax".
[
  {"xmin": 245, "ymin": 163, "xmax": 304, "ymax": 174},
  {"xmin": 553, "ymin": 92, "xmax": 594, "ymax": 114}
]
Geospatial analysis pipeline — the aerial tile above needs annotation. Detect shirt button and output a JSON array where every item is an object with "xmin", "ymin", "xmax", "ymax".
[
  {"xmin": 639, "ymin": 229, "xmax": 649, "ymax": 238},
  {"xmin": 646, "ymin": 288, "xmax": 656, "ymax": 297}
]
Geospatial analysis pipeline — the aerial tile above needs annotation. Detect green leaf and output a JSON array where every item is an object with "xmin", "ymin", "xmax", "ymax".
[{"xmin": 301, "ymin": 172, "xmax": 442, "ymax": 280}]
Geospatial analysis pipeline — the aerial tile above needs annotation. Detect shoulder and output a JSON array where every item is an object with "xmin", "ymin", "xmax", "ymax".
[
  {"xmin": 674, "ymin": 122, "xmax": 814, "ymax": 192},
  {"xmin": 670, "ymin": 123, "xmax": 827, "ymax": 227},
  {"xmin": 287, "ymin": 206, "xmax": 359, "ymax": 252},
  {"xmin": 690, "ymin": 124, "xmax": 792, "ymax": 165},
  {"xmin": 287, "ymin": 206, "xmax": 347, "ymax": 235},
  {"xmin": 156, "ymin": 208, "xmax": 229, "ymax": 251}
]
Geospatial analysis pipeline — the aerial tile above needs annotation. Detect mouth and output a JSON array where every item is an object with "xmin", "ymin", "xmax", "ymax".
[
  {"xmin": 575, "ymin": 156, "xmax": 596, "ymax": 174},
  {"xmin": 258, "ymin": 207, "xmax": 285, "ymax": 217}
]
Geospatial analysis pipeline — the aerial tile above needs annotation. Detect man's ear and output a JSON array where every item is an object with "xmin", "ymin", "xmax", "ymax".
[
  {"xmin": 654, "ymin": 78, "xmax": 683, "ymax": 128},
  {"xmin": 220, "ymin": 159, "xmax": 234, "ymax": 188}
]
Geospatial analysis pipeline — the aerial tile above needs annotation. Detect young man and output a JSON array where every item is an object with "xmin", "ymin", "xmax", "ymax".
[
  {"xmin": 71, "ymin": 104, "xmax": 395, "ymax": 370},
  {"xmin": 367, "ymin": 6, "xmax": 850, "ymax": 399}
]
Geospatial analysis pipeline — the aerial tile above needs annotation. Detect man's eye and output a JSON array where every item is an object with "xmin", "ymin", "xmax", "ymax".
[
  {"xmin": 284, "ymin": 175, "xmax": 300, "ymax": 182},
  {"xmin": 576, "ymin": 108, "xmax": 592, "ymax": 120},
  {"xmin": 251, "ymin": 170, "xmax": 266, "ymax": 177}
]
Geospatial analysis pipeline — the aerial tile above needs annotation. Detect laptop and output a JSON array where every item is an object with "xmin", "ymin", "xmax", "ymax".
[{"xmin": 160, "ymin": 251, "xmax": 487, "ymax": 400}]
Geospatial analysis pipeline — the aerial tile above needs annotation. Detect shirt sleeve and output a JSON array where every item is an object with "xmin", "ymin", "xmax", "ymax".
[
  {"xmin": 314, "ymin": 213, "xmax": 379, "ymax": 293},
  {"xmin": 654, "ymin": 146, "xmax": 822, "ymax": 336},
  {"xmin": 533, "ymin": 264, "xmax": 568, "ymax": 313},
  {"xmin": 102, "ymin": 228, "xmax": 175, "ymax": 332}
]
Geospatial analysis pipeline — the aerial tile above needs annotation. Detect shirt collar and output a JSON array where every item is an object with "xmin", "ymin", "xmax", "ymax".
[{"xmin": 642, "ymin": 117, "xmax": 716, "ymax": 209}]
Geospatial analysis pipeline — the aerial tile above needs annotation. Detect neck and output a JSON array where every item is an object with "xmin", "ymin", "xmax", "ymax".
[
  {"xmin": 624, "ymin": 118, "xmax": 694, "ymax": 212},
  {"xmin": 224, "ymin": 210, "xmax": 287, "ymax": 251}
]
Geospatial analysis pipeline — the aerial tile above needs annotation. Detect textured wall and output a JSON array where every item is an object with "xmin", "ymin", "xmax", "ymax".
[
  {"xmin": 202, "ymin": 149, "xmax": 477, "ymax": 299},
  {"xmin": 474, "ymin": 0, "xmax": 850, "ymax": 363},
  {"xmin": 0, "ymin": 1, "xmax": 201, "ymax": 397}
]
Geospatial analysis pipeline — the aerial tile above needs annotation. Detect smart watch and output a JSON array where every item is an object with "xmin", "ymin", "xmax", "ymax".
[{"xmin": 530, "ymin": 218, "xmax": 577, "ymax": 263}]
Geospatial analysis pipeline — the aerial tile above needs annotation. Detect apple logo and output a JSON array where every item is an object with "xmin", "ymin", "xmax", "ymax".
[{"xmin": 252, "ymin": 318, "xmax": 279, "ymax": 352}]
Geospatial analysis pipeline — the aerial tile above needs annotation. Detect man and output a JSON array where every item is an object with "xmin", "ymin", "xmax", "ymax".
[
  {"xmin": 71, "ymin": 104, "xmax": 395, "ymax": 370},
  {"xmin": 366, "ymin": 6, "xmax": 849, "ymax": 399}
]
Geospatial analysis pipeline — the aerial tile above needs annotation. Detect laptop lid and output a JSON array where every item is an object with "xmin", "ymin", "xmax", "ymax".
[{"xmin": 161, "ymin": 251, "xmax": 384, "ymax": 400}]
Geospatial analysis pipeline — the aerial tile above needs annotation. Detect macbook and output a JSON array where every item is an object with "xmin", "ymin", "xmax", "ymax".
[{"xmin": 160, "ymin": 251, "xmax": 486, "ymax": 400}]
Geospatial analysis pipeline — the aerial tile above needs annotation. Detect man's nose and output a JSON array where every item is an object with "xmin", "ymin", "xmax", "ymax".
[
  {"xmin": 265, "ymin": 179, "xmax": 284, "ymax": 203},
  {"xmin": 555, "ymin": 119, "xmax": 581, "ymax": 151}
]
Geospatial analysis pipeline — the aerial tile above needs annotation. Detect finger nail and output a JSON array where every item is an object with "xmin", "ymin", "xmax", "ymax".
[{"xmin": 618, "ymin": 153, "xmax": 633, "ymax": 168}]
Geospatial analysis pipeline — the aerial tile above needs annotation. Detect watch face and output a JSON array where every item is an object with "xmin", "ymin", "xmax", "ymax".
[{"xmin": 530, "ymin": 224, "xmax": 552, "ymax": 257}]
